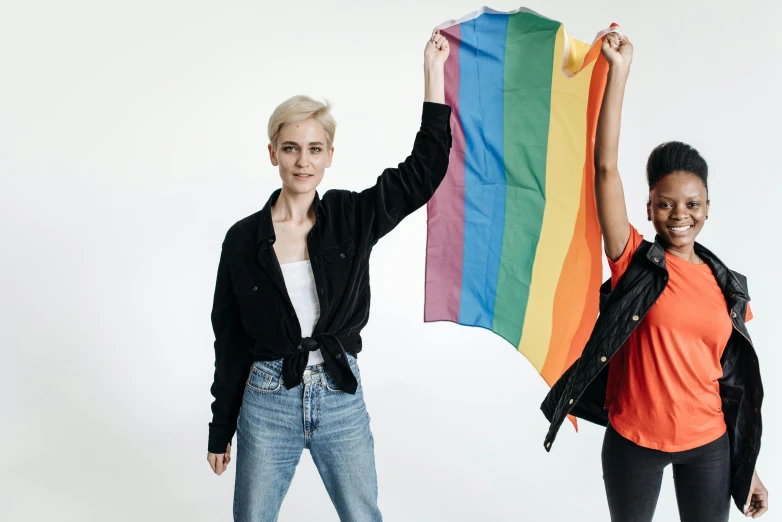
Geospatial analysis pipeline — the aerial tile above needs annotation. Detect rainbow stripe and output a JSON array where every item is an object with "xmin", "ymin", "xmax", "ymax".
[{"xmin": 425, "ymin": 8, "xmax": 615, "ymax": 386}]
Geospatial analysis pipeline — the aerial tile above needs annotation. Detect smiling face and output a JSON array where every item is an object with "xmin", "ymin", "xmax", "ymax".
[
  {"xmin": 647, "ymin": 170, "xmax": 710, "ymax": 250},
  {"xmin": 268, "ymin": 118, "xmax": 334, "ymax": 196}
]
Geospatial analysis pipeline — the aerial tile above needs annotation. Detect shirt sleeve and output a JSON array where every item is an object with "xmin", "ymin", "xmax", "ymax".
[
  {"xmin": 354, "ymin": 102, "xmax": 452, "ymax": 245},
  {"xmin": 608, "ymin": 224, "xmax": 644, "ymax": 288},
  {"xmin": 208, "ymin": 242, "xmax": 254, "ymax": 454},
  {"xmin": 746, "ymin": 302, "xmax": 753, "ymax": 322}
]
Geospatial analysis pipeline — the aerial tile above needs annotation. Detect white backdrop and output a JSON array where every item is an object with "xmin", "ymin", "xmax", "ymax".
[{"xmin": 1, "ymin": 0, "xmax": 779, "ymax": 520}]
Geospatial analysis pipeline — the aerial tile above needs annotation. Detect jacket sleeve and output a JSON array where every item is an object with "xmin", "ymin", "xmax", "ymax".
[
  {"xmin": 356, "ymin": 102, "xmax": 452, "ymax": 245},
  {"xmin": 208, "ymin": 242, "xmax": 253, "ymax": 454}
]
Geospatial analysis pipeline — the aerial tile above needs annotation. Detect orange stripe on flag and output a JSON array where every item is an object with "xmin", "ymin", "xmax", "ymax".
[{"xmin": 541, "ymin": 51, "xmax": 609, "ymax": 430}]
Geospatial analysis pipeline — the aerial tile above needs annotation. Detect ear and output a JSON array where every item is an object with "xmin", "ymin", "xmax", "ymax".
[
  {"xmin": 646, "ymin": 201, "xmax": 652, "ymax": 221},
  {"xmin": 268, "ymin": 144, "xmax": 278, "ymax": 167},
  {"xmin": 705, "ymin": 199, "xmax": 710, "ymax": 219},
  {"xmin": 325, "ymin": 146, "xmax": 335, "ymax": 169}
]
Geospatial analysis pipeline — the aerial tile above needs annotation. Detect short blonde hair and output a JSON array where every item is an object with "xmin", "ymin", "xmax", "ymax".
[{"xmin": 267, "ymin": 95, "xmax": 336, "ymax": 149}]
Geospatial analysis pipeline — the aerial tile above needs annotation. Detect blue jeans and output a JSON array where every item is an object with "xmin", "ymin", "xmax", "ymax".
[{"xmin": 234, "ymin": 354, "xmax": 382, "ymax": 522}]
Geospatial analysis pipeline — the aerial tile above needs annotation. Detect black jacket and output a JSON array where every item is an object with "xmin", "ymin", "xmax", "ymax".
[
  {"xmin": 208, "ymin": 102, "xmax": 452, "ymax": 453},
  {"xmin": 541, "ymin": 238, "xmax": 763, "ymax": 512}
]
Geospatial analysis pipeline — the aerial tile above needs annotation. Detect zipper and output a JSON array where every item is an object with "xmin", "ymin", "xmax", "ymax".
[
  {"xmin": 734, "ymin": 325, "xmax": 753, "ymax": 348},
  {"xmin": 729, "ymin": 293, "xmax": 754, "ymax": 348}
]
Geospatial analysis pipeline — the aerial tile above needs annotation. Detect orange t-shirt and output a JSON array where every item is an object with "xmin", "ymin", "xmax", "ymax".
[{"xmin": 605, "ymin": 225, "xmax": 752, "ymax": 452}]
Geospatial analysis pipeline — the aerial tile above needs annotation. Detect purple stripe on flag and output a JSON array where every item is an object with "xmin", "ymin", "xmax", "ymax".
[{"xmin": 424, "ymin": 23, "xmax": 466, "ymax": 323}]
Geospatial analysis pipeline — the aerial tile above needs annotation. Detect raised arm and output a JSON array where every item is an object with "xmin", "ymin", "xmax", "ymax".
[
  {"xmin": 595, "ymin": 32, "xmax": 633, "ymax": 261},
  {"xmin": 424, "ymin": 30, "xmax": 447, "ymax": 104},
  {"xmin": 356, "ymin": 31, "xmax": 452, "ymax": 245}
]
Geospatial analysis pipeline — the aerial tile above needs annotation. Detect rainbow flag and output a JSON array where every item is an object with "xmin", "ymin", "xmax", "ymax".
[{"xmin": 425, "ymin": 8, "xmax": 617, "ymax": 389}]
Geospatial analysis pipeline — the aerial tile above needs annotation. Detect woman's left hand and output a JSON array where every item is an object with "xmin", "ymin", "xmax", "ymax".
[
  {"xmin": 424, "ymin": 29, "xmax": 450, "ymax": 69},
  {"xmin": 745, "ymin": 469, "xmax": 769, "ymax": 518}
]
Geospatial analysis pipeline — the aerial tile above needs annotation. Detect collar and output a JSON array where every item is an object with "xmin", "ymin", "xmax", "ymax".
[
  {"xmin": 648, "ymin": 236, "xmax": 749, "ymax": 300},
  {"xmin": 695, "ymin": 242, "xmax": 750, "ymax": 301},
  {"xmin": 646, "ymin": 237, "xmax": 668, "ymax": 270},
  {"xmin": 256, "ymin": 189, "xmax": 327, "ymax": 247}
]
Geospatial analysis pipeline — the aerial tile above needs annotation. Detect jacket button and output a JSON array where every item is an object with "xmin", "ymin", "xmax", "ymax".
[
  {"xmin": 340, "ymin": 253, "xmax": 346, "ymax": 258},
  {"xmin": 569, "ymin": 399, "xmax": 574, "ymax": 405},
  {"xmin": 268, "ymin": 238, "xmax": 274, "ymax": 243},
  {"xmin": 653, "ymin": 257, "xmax": 659, "ymax": 263},
  {"xmin": 600, "ymin": 356, "xmax": 607, "ymax": 363},
  {"xmin": 252, "ymin": 286, "xmax": 258, "ymax": 291},
  {"xmin": 297, "ymin": 345, "xmax": 304, "ymax": 351},
  {"xmin": 546, "ymin": 442, "xmax": 551, "ymax": 449},
  {"xmin": 732, "ymin": 311, "xmax": 737, "ymax": 318},
  {"xmin": 335, "ymin": 353, "xmax": 342, "ymax": 359},
  {"xmin": 632, "ymin": 315, "xmax": 639, "ymax": 321}
]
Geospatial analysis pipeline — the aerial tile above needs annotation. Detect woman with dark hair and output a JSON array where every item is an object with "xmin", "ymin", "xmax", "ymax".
[{"xmin": 541, "ymin": 32, "xmax": 768, "ymax": 521}]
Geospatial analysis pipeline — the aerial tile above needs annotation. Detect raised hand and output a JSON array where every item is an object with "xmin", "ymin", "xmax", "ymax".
[
  {"xmin": 601, "ymin": 31, "xmax": 633, "ymax": 70},
  {"xmin": 423, "ymin": 29, "xmax": 449, "ymax": 104},
  {"xmin": 424, "ymin": 29, "xmax": 450, "ymax": 70}
]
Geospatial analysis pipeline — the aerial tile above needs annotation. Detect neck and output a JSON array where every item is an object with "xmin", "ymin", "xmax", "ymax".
[
  {"xmin": 664, "ymin": 243, "xmax": 700, "ymax": 263},
  {"xmin": 272, "ymin": 187, "xmax": 316, "ymax": 223}
]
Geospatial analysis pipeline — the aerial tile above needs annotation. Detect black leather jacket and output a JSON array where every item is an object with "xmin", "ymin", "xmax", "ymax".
[{"xmin": 541, "ymin": 238, "xmax": 763, "ymax": 511}]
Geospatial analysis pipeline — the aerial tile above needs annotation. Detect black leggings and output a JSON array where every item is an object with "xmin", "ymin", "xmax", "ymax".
[{"xmin": 601, "ymin": 424, "xmax": 731, "ymax": 522}]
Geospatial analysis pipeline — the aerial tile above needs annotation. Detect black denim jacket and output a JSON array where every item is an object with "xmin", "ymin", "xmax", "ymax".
[{"xmin": 208, "ymin": 102, "xmax": 452, "ymax": 453}]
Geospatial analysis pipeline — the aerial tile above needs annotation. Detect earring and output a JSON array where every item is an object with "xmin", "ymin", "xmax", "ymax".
[{"xmin": 706, "ymin": 215, "xmax": 709, "ymax": 220}]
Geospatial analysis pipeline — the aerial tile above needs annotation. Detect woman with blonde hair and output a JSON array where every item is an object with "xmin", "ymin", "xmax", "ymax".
[{"xmin": 206, "ymin": 31, "xmax": 451, "ymax": 521}]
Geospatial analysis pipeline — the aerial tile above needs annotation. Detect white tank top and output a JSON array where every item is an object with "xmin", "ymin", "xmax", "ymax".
[{"xmin": 279, "ymin": 260, "xmax": 323, "ymax": 366}]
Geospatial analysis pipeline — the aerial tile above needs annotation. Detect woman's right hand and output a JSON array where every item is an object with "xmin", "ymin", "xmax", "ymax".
[
  {"xmin": 207, "ymin": 443, "xmax": 232, "ymax": 476},
  {"xmin": 601, "ymin": 32, "xmax": 633, "ymax": 70}
]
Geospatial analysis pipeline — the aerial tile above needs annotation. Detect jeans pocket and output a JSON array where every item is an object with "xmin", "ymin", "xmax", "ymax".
[
  {"xmin": 246, "ymin": 362, "xmax": 284, "ymax": 394},
  {"xmin": 323, "ymin": 359, "xmax": 361, "ymax": 393}
]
